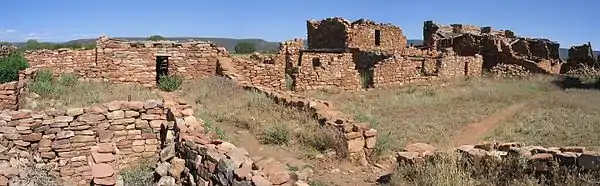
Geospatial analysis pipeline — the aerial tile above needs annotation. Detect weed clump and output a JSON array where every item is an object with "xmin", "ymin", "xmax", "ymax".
[{"xmin": 157, "ymin": 75, "xmax": 182, "ymax": 92}]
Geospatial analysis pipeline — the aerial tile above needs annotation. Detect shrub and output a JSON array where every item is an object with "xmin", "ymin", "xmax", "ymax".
[
  {"xmin": 147, "ymin": 35, "xmax": 165, "ymax": 41},
  {"xmin": 259, "ymin": 124, "xmax": 291, "ymax": 145},
  {"xmin": 234, "ymin": 42, "xmax": 256, "ymax": 54},
  {"xmin": 57, "ymin": 73, "xmax": 78, "ymax": 87},
  {"xmin": 157, "ymin": 75, "xmax": 182, "ymax": 92},
  {"xmin": 120, "ymin": 161, "xmax": 154, "ymax": 186},
  {"xmin": 29, "ymin": 70, "xmax": 56, "ymax": 97},
  {"xmin": 297, "ymin": 126, "xmax": 345, "ymax": 155},
  {"xmin": 0, "ymin": 52, "xmax": 29, "ymax": 83}
]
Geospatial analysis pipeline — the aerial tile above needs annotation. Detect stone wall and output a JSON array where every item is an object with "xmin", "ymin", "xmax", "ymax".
[
  {"xmin": 295, "ymin": 51, "xmax": 360, "ymax": 91},
  {"xmin": 218, "ymin": 57, "xmax": 377, "ymax": 165},
  {"xmin": 153, "ymin": 107, "xmax": 302, "ymax": 186},
  {"xmin": 424, "ymin": 21, "xmax": 563, "ymax": 75},
  {"xmin": 307, "ymin": 17, "xmax": 407, "ymax": 53},
  {"xmin": 0, "ymin": 99, "xmax": 194, "ymax": 185},
  {"xmin": 24, "ymin": 36, "xmax": 229, "ymax": 88},
  {"xmin": 229, "ymin": 39, "xmax": 304, "ymax": 90},
  {"xmin": 396, "ymin": 142, "xmax": 600, "ymax": 180},
  {"xmin": 562, "ymin": 43, "xmax": 599, "ymax": 73},
  {"xmin": 0, "ymin": 68, "xmax": 36, "ymax": 110},
  {"xmin": 25, "ymin": 49, "xmax": 97, "ymax": 78},
  {"xmin": 0, "ymin": 44, "xmax": 17, "ymax": 58}
]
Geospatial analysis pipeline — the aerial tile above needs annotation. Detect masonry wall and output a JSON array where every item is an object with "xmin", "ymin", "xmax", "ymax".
[
  {"xmin": 439, "ymin": 54, "xmax": 484, "ymax": 78},
  {"xmin": 97, "ymin": 37, "xmax": 228, "ymax": 87},
  {"xmin": 372, "ymin": 57, "xmax": 432, "ymax": 87},
  {"xmin": 229, "ymin": 39, "xmax": 304, "ymax": 90},
  {"xmin": 0, "ymin": 99, "xmax": 196, "ymax": 185},
  {"xmin": 25, "ymin": 49, "xmax": 98, "ymax": 78},
  {"xmin": 307, "ymin": 18, "xmax": 348, "ymax": 49},
  {"xmin": 295, "ymin": 51, "xmax": 361, "ymax": 91},
  {"xmin": 24, "ymin": 36, "xmax": 228, "ymax": 88},
  {"xmin": 347, "ymin": 19, "xmax": 407, "ymax": 53},
  {"xmin": 0, "ymin": 68, "xmax": 36, "ymax": 110}
]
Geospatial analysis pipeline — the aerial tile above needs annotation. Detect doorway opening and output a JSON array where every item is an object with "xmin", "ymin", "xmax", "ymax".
[
  {"xmin": 374, "ymin": 30, "xmax": 381, "ymax": 46},
  {"xmin": 156, "ymin": 56, "xmax": 169, "ymax": 84}
]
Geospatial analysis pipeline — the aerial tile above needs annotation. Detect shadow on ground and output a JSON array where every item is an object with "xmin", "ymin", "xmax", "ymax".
[{"xmin": 551, "ymin": 75, "xmax": 600, "ymax": 90}]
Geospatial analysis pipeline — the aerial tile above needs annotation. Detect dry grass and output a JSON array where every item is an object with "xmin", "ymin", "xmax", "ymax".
[
  {"xmin": 177, "ymin": 76, "xmax": 345, "ymax": 157},
  {"xmin": 392, "ymin": 153, "xmax": 600, "ymax": 185},
  {"xmin": 485, "ymin": 88, "xmax": 600, "ymax": 150},
  {"xmin": 21, "ymin": 75, "xmax": 160, "ymax": 110},
  {"xmin": 302, "ymin": 76, "xmax": 559, "ymax": 151}
]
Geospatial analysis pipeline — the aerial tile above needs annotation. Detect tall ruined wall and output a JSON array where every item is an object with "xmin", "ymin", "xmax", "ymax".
[
  {"xmin": 439, "ymin": 54, "xmax": 484, "ymax": 78},
  {"xmin": 347, "ymin": 19, "xmax": 407, "ymax": 53},
  {"xmin": 295, "ymin": 51, "xmax": 360, "ymax": 91},
  {"xmin": 307, "ymin": 17, "xmax": 407, "ymax": 53},
  {"xmin": 307, "ymin": 18, "xmax": 349, "ymax": 49},
  {"xmin": 25, "ymin": 49, "xmax": 98, "ymax": 78},
  {"xmin": 97, "ymin": 37, "xmax": 228, "ymax": 87},
  {"xmin": 562, "ymin": 43, "xmax": 599, "ymax": 73},
  {"xmin": 372, "ymin": 56, "xmax": 431, "ymax": 86}
]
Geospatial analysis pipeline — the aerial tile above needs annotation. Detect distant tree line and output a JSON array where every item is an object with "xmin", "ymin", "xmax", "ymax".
[{"xmin": 22, "ymin": 39, "xmax": 96, "ymax": 50}]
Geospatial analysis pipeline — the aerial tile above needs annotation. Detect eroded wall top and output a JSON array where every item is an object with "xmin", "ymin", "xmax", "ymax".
[{"xmin": 307, "ymin": 17, "xmax": 407, "ymax": 52}]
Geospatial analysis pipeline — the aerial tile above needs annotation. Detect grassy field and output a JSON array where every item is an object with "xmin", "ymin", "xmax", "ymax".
[
  {"xmin": 176, "ymin": 76, "xmax": 344, "ymax": 158},
  {"xmin": 302, "ymin": 76, "xmax": 562, "ymax": 151},
  {"xmin": 485, "ymin": 88, "xmax": 600, "ymax": 150}
]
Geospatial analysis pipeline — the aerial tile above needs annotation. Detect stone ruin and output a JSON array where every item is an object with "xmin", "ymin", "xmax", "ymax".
[
  {"xmin": 24, "ymin": 36, "xmax": 229, "ymax": 88},
  {"xmin": 0, "ymin": 44, "xmax": 17, "ymax": 58},
  {"xmin": 423, "ymin": 21, "xmax": 563, "ymax": 75},
  {"xmin": 562, "ymin": 42, "xmax": 600, "ymax": 74},
  {"xmin": 232, "ymin": 17, "xmax": 483, "ymax": 91}
]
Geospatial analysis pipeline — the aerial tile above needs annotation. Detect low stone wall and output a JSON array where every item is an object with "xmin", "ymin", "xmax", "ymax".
[
  {"xmin": 396, "ymin": 142, "xmax": 600, "ymax": 179},
  {"xmin": 0, "ymin": 68, "xmax": 36, "ymax": 110},
  {"xmin": 0, "ymin": 99, "xmax": 197, "ymax": 185},
  {"xmin": 218, "ymin": 57, "xmax": 377, "ymax": 165}
]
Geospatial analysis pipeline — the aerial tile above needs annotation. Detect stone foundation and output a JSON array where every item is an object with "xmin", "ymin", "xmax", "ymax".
[{"xmin": 0, "ymin": 68, "xmax": 36, "ymax": 110}]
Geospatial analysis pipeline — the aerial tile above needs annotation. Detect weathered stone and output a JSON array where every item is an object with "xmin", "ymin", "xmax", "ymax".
[
  {"xmin": 21, "ymin": 133, "xmax": 42, "ymax": 142},
  {"xmin": 55, "ymin": 116, "xmax": 74, "ymax": 123},
  {"xmin": 124, "ymin": 110, "xmax": 140, "ymax": 118},
  {"xmin": 66, "ymin": 108, "xmax": 84, "ymax": 116},
  {"xmin": 156, "ymin": 176, "xmax": 176, "ymax": 186},
  {"xmin": 106, "ymin": 110, "xmax": 125, "ymax": 120},
  {"xmin": 86, "ymin": 104, "xmax": 108, "ymax": 114},
  {"xmin": 169, "ymin": 157, "xmax": 186, "ymax": 180},
  {"xmin": 160, "ymin": 143, "xmax": 175, "ymax": 162},
  {"xmin": 56, "ymin": 130, "xmax": 75, "ymax": 139},
  {"xmin": 72, "ymin": 135, "xmax": 95, "ymax": 143},
  {"xmin": 347, "ymin": 138, "xmax": 365, "ymax": 153},
  {"xmin": 405, "ymin": 143, "xmax": 437, "ymax": 154},
  {"xmin": 154, "ymin": 161, "xmax": 171, "ymax": 177},
  {"xmin": 94, "ymin": 174, "xmax": 117, "ymax": 185},
  {"xmin": 104, "ymin": 101, "xmax": 122, "ymax": 111},
  {"xmin": 251, "ymin": 175, "xmax": 273, "ymax": 186},
  {"xmin": 577, "ymin": 152, "xmax": 600, "ymax": 171},
  {"xmin": 92, "ymin": 163, "xmax": 114, "ymax": 178},
  {"xmin": 77, "ymin": 113, "xmax": 105, "ymax": 122},
  {"xmin": 92, "ymin": 152, "xmax": 116, "ymax": 163}
]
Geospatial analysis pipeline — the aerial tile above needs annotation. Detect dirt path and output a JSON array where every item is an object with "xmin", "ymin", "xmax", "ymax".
[{"xmin": 450, "ymin": 102, "xmax": 529, "ymax": 146}]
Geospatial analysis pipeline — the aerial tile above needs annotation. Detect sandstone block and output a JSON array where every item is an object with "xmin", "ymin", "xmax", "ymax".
[
  {"xmin": 66, "ymin": 108, "xmax": 84, "ymax": 116},
  {"xmin": 92, "ymin": 163, "xmax": 114, "ymax": 178}
]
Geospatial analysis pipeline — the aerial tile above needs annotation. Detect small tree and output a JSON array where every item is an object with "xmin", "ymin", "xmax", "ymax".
[
  {"xmin": 0, "ymin": 52, "xmax": 30, "ymax": 83},
  {"xmin": 234, "ymin": 42, "xmax": 256, "ymax": 54},
  {"xmin": 147, "ymin": 35, "xmax": 165, "ymax": 41}
]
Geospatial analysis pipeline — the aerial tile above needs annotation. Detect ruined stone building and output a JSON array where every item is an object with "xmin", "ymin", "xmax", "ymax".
[
  {"xmin": 562, "ymin": 42, "xmax": 600, "ymax": 73},
  {"xmin": 232, "ymin": 17, "xmax": 483, "ymax": 91},
  {"xmin": 25, "ymin": 36, "xmax": 228, "ymax": 87},
  {"xmin": 423, "ymin": 21, "xmax": 563, "ymax": 74}
]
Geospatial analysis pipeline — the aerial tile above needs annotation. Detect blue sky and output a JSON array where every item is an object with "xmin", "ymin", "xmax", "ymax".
[{"xmin": 1, "ymin": 0, "xmax": 598, "ymax": 49}]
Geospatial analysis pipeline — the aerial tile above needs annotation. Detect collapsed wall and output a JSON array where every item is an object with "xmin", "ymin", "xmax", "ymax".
[
  {"xmin": 24, "ymin": 36, "xmax": 229, "ymax": 88},
  {"xmin": 219, "ymin": 57, "xmax": 378, "ymax": 165},
  {"xmin": 562, "ymin": 43, "xmax": 599, "ymax": 73},
  {"xmin": 0, "ymin": 68, "xmax": 36, "ymax": 110},
  {"xmin": 424, "ymin": 21, "xmax": 563, "ymax": 74},
  {"xmin": 0, "ymin": 44, "xmax": 17, "ymax": 58},
  {"xmin": 396, "ymin": 142, "xmax": 600, "ymax": 181}
]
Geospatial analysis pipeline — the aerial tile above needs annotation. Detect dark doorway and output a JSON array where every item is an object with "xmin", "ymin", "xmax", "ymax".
[
  {"xmin": 156, "ymin": 56, "xmax": 169, "ymax": 83},
  {"xmin": 464, "ymin": 61, "xmax": 469, "ymax": 75},
  {"xmin": 374, "ymin": 30, "xmax": 381, "ymax": 46},
  {"xmin": 358, "ymin": 68, "xmax": 375, "ymax": 89}
]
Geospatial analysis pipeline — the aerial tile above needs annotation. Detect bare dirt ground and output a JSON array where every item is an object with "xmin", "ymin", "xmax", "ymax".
[{"xmin": 450, "ymin": 102, "xmax": 529, "ymax": 146}]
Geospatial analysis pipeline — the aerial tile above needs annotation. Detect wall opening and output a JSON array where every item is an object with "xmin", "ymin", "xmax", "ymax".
[
  {"xmin": 358, "ymin": 68, "xmax": 375, "ymax": 89},
  {"xmin": 464, "ymin": 61, "xmax": 469, "ymax": 75},
  {"xmin": 374, "ymin": 30, "xmax": 381, "ymax": 46},
  {"xmin": 312, "ymin": 58, "xmax": 322, "ymax": 68},
  {"xmin": 156, "ymin": 56, "xmax": 169, "ymax": 83}
]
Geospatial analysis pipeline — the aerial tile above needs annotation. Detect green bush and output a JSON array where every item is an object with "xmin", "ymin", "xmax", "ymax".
[
  {"xmin": 157, "ymin": 75, "xmax": 182, "ymax": 92},
  {"xmin": 259, "ymin": 124, "xmax": 291, "ymax": 145},
  {"xmin": 29, "ymin": 70, "xmax": 56, "ymax": 97},
  {"xmin": 57, "ymin": 73, "xmax": 78, "ymax": 87},
  {"xmin": 0, "ymin": 52, "xmax": 29, "ymax": 83},
  {"xmin": 234, "ymin": 42, "xmax": 256, "ymax": 54}
]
